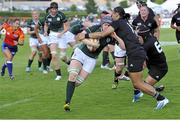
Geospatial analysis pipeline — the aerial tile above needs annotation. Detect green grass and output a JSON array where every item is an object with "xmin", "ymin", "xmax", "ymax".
[
  {"xmin": 0, "ymin": 28, "xmax": 180, "ymax": 119},
  {"xmin": 160, "ymin": 28, "xmax": 177, "ymax": 41}
]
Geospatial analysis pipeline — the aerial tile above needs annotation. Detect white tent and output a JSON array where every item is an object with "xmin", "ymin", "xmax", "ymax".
[
  {"xmin": 125, "ymin": 4, "xmax": 139, "ymax": 15},
  {"xmin": 146, "ymin": 0, "xmax": 160, "ymax": 8},
  {"xmin": 125, "ymin": 0, "xmax": 161, "ymax": 15},
  {"xmin": 161, "ymin": 0, "xmax": 180, "ymax": 13}
]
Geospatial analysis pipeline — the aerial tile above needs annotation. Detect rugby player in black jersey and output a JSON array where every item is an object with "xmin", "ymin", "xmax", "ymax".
[
  {"xmin": 77, "ymin": 6, "xmax": 169, "ymax": 110},
  {"xmin": 171, "ymin": 4, "xmax": 180, "ymax": 45}
]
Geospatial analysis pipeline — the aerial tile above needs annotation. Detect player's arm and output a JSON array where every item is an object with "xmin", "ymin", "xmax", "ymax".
[
  {"xmin": 81, "ymin": 39, "xmax": 100, "ymax": 47},
  {"xmin": 18, "ymin": 30, "xmax": 25, "ymax": 46},
  {"xmin": 34, "ymin": 24, "xmax": 42, "ymax": 43},
  {"xmin": 76, "ymin": 26, "xmax": 114, "ymax": 41},
  {"xmin": 57, "ymin": 12, "xmax": 69, "ymax": 37},
  {"xmin": 171, "ymin": 16, "xmax": 180, "ymax": 31},
  {"xmin": 111, "ymin": 32, "xmax": 126, "ymax": 50},
  {"xmin": 153, "ymin": 16, "xmax": 160, "ymax": 40}
]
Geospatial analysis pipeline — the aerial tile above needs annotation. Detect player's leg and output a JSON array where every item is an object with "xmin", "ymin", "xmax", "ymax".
[
  {"xmin": 26, "ymin": 38, "xmax": 38, "ymax": 72},
  {"xmin": 112, "ymin": 57, "xmax": 125, "ymax": 89},
  {"xmin": 129, "ymin": 57, "xmax": 169, "ymax": 109},
  {"xmin": 49, "ymin": 43, "xmax": 61, "ymax": 80},
  {"xmin": 101, "ymin": 46, "xmax": 110, "ymax": 69},
  {"xmin": 146, "ymin": 64, "xmax": 168, "ymax": 92},
  {"xmin": 2, "ymin": 47, "xmax": 15, "ymax": 79}
]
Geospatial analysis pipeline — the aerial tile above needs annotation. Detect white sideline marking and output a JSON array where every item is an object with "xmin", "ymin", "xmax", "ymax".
[
  {"xmin": 160, "ymin": 41, "xmax": 178, "ymax": 46},
  {"xmin": 0, "ymin": 98, "xmax": 32, "ymax": 109}
]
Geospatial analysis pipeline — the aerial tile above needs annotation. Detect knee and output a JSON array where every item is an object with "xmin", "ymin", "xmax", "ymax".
[
  {"xmin": 60, "ymin": 51, "xmax": 67, "ymax": 60},
  {"xmin": 51, "ymin": 51, "xmax": 58, "ymax": 59},
  {"xmin": 75, "ymin": 76, "xmax": 85, "ymax": 87},
  {"xmin": 68, "ymin": 67, "xmax": 80, "ymax": 82},
  {"xmin": 133, "ymin": 82, "xmax": 142, "ymax": 89}
]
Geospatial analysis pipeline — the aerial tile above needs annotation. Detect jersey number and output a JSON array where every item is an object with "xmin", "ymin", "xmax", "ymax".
[{"xmin": 154, "ymin": 41, "xmax": 162, "ymax": 53}]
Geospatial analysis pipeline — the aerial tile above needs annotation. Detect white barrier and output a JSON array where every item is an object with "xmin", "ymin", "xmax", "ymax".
[{"xmin": 160, "ymin": 18, "xmax": 171, "ymax": 28}]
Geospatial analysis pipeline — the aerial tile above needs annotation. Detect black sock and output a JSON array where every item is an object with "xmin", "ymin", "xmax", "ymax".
[
  {"xmin": 102, "ymin": 51, "xmax": 109, "ymax": 66},
  {"xmin": 124, "ymin": 71, "xmax": 129, "ymax": 77},
  {"xmin": 42, "ymin": 58, "xmax": 48, "ymax": 70},
  {"xmin": 153, "ymin": 92, "xmax": 165, "ymax": 101},
  {"xmin": 134, "ymin": 89, "xmax": 141, "ymax": 95},
  {"xmin": 66, "ymin": 81, "xmax": 75, "ymax": 104},
  {"xmin": 114, "ymin": 72, "xmax": 121, "ymax": 82},
  {"xmin": 66, "ymin": 60, "xmax": 71, "ymax": 65},
  {"xmin": 38, "ymin": 60, "xmax": 42, "ymax": 68},
  {"xmin": 55, "ymin": 69, "xmax": 61, "ymax": 76},
  {"xmin": 47, "ymin": 57, "xmax": 51, "ymax": 66},
  {"xmin": 27, "ymin": 59, "xmax": 33, "ymax": 67}
]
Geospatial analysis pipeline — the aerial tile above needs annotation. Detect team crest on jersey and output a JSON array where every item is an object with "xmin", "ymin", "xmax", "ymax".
[
  {"xmin": 31, "ymin": 25, "xmax": 35, "ymax": 28},
  {"xmin": 57, "ymin": 17, "xmax": 60, "ymax": 21},
  {"xmin": 13, "ymin": 34, "xmax": 18, "ymax": 38},
  {"xmin": 106, "ymin": 38, "xmax": 111, "ymax": 43},
  {"xmin": 137, "ymin": 23, "xmax": 142, "ymax": 26},
  {"xmin": 48, "ymin": 18, "xmax": 52, "ymax": 22},
  {"xmin": 148, "ymin": 23, "xmax": 152, "ymax": 27}
]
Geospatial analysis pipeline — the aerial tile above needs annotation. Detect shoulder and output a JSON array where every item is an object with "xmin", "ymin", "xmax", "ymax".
[
  {"xmin": 27, "ymin": 19, "xmax": 33, "ymax": 24},
  {"xmin": 57, "ymin": 11, "xmax": 66, "ymax": 16},
  {"xmin": 2, "ymin": 22, "xmax": 10, "ymax": 28}
]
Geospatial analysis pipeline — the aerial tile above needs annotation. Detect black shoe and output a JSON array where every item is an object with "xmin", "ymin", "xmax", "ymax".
[
  {"xmin": 155, "ymin": 85, "xmax": 165, "ymax": 92},
  {"xmin": 64, "ymin": 103, "xmax": 70, "ymax": 111},
  {"xmin": 1, "ymin": 70, "xmax": 5, "ymax": 76},
  {"xmin": 10, "ymin": 76, "xmax": 14, "ymax": 80}
]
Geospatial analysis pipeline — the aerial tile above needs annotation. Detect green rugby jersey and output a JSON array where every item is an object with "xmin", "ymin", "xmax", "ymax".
[
  {"xmin": 45, "ymin": 11, "xmax": 67, "ymax": 32},
  {"xmin": 69, "ymin": 20, "xmax": 84, "ymax": 35},
  {"xmin": 78, "ymin": 25, "xmax": 114, "ymax": 59},
  {"xmin": 27, "ymin": 19, "xmax": 41, "ymax": 38}
]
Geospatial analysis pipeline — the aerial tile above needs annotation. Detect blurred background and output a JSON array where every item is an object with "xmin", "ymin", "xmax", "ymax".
[{"xmin": 0, "ymin": 0, "xmax": 179, "ymax": 29}]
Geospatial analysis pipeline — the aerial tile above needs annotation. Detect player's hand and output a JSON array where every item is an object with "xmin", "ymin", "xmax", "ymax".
[
  {"xmin": 110, "ymin": 32, "xmax": 117, "ymax": 38},
  {"xmin": 76, "ymin": 33, "xmax": 85, "ymax": 41},
  {"xmin": 177, "ymin": 26, "xmax": 180, "ymax": 31},
  {"xmin": 14, "ymin": 41, "xmax": 18, "ymax": 45},
  {"xmin": 38, "ymin": 38, "xmax": 43, "ymax": 44}
]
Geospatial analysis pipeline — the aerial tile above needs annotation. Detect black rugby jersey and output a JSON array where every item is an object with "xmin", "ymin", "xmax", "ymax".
[
  {"xmin": 143, "ymin": 35, "xmax": 166, "ymax": 65},
  {"xmin": 111, "ymin": 18, "xmax": 145, "ymax": 56},
  {"xmin": 132, "ymin": 15, "xmax": 158, "ymax": 34}
]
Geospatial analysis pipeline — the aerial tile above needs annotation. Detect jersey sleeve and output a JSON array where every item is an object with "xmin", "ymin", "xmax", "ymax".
[
  {"xmin": 132, "ymin": 18, "xmax": 138, "ymax": 29},
  {"xmin": 151, "ymin": 19, "xmax": 158, "ymax": 29},
  {"xmin": 110, "ymin": 20, "xmax": 120, "ymax": 31},
  {"xmin": 148, "ymin": 8, "xmax": 155, "ymax": 18},
  {"xmin": 2, "ymin": 23, "xmax": 10, "ymax": 30},
  {"xmin": 60, "ymin": 12, "xmax": 68, "ymax": 23},
  {"xmin": 26, "ymin": 20, "xmax": 32, "ymax": 28},
  {"xmin": 171, "ymin": 16, "xmax": 176, "ymax": 25},
  {"xmin": 18, "ymin": 29, "xmax": 25, "ymax": 42},
  {"xmin": 85, "ymin": 25, "xmax": 101, "ymax": 33}
]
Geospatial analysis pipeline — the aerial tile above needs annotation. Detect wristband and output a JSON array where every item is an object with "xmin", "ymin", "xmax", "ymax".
[{"xmin": 85, "ymin": 33, "xmax": 90, "ymax": 38}]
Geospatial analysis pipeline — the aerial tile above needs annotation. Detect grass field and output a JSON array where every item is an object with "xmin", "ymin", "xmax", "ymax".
[{"xmin": 0, "ymin": 28, "xmax": 180, "ymax": 119}]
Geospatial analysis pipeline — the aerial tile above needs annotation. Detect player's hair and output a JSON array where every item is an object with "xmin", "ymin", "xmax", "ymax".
[
  {"xmin": 46, "ymin": 7, "xmax": 50, "ymax": 14},
  {"xmin": 50, "ymin": 2, "xmax": 58, "ymax": 9},
  {"xmin": 13, "ymin": 18, "xmax": 20, "ymax": 22},
  {"xmin": 114, "ymin": 6, "xmax": 129, "ymax": 20}
]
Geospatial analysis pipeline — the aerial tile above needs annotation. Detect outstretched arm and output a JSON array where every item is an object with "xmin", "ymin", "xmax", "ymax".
[{"xmin": 76, "ymin": 26, "xmax": 115, "ymax": 41}]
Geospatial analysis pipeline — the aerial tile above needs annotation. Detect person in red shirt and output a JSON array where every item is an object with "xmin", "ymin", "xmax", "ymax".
[{"xmin": 0, "ymin": 19, "xmax": 25, "ymax": 80}]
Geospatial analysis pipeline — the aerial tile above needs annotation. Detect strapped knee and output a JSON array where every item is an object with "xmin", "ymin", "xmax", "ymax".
[
  {"xmin": 60, "ymin": 51, "xmax": 66, "ymax": 59},
  {"xmin": 68, "ymin": 67, "xmax": 80, "ymax": 75},
  {"xmin": 75, "ymin": 75, "xmax": 85, "ymax": 87},
  {"xmin": 51, "ymin": 51, "xmax": 57, "ymax": 55}
]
